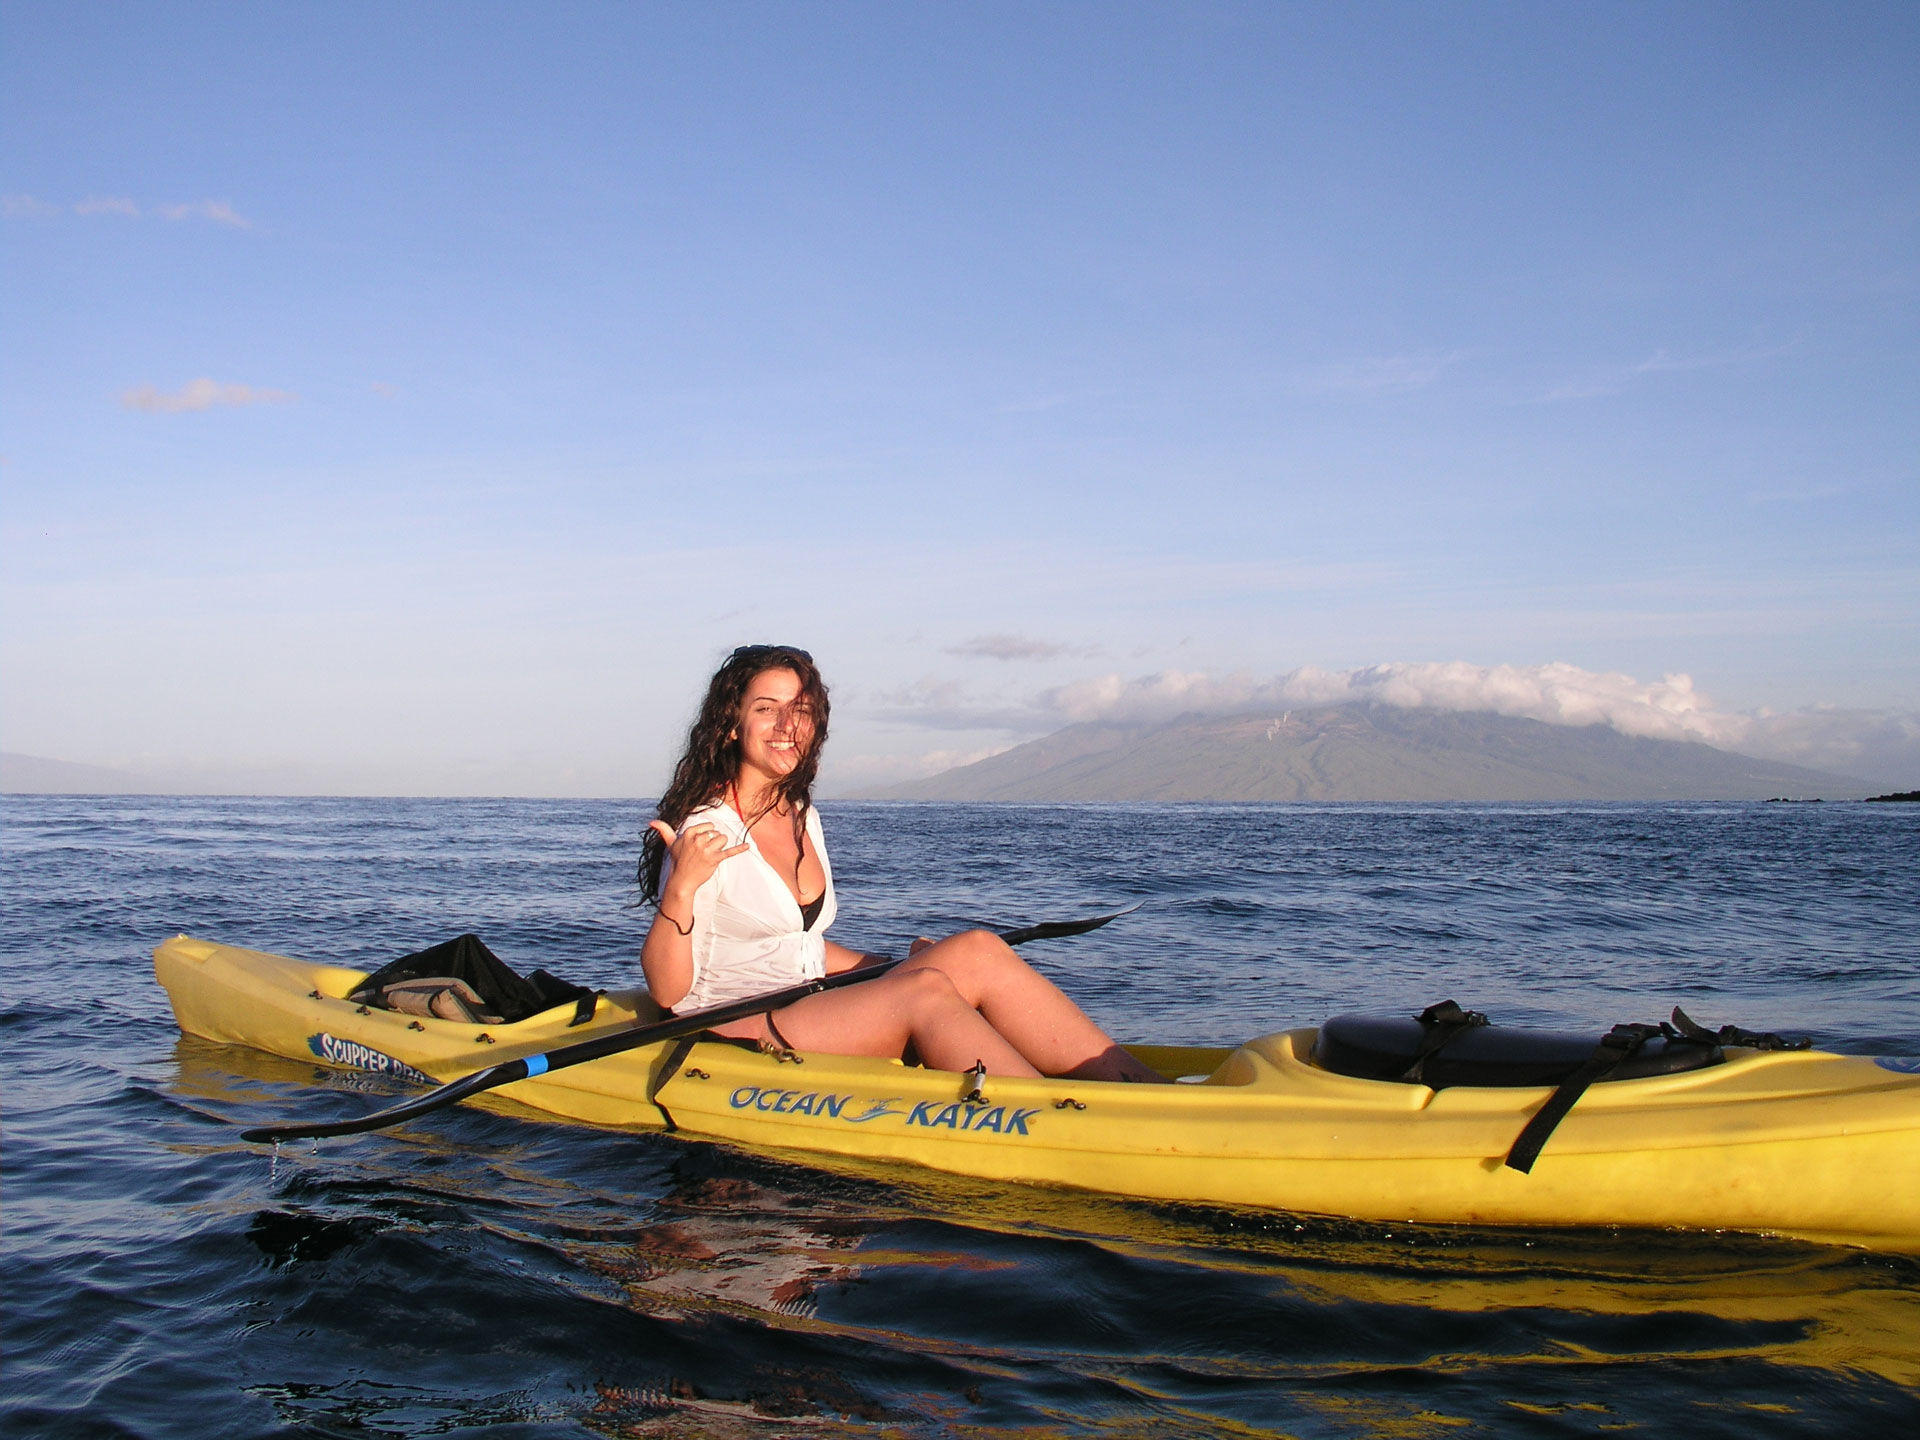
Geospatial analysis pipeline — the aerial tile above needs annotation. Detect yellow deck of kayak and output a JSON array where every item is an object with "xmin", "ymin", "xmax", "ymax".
[{"xmin": 156, "ymin": 934, "xmax": 1920, "ymax": 1251}]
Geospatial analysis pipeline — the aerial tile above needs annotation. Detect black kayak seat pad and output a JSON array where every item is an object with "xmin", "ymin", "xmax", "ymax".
[{"xmin": 1312, "ymin": 1011, "xmax": 1722, "ymax": 1089}]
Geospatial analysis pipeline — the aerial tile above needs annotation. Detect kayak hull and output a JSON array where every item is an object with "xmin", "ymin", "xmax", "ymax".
[{"xmin": 155, "ymin": 934, "xmax": 1920, "ymax": 1250}]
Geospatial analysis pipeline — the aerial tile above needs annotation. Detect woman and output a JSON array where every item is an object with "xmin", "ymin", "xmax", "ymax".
[{"xmin": 638, "ymin": 645, "xmax": 1163, "ymax": 1082}]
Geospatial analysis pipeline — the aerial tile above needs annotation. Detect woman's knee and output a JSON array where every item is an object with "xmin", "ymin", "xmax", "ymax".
[
  {"xmin": 902, "ymin": 931, "xmax": 1029, "ymax": 1007},
  {"xmin": 942, "ymin": 929, "xmax": 1020, "ymax": 972},
  {"xmin": 893, "ymin": 964, "xmax": 965, "ymax": 1010}
]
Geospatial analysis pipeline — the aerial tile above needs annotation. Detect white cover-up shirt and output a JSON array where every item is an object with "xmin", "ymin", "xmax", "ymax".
[{"xmin": 660, "ymin": 798, "xmax": 837, "ymax": 1012}]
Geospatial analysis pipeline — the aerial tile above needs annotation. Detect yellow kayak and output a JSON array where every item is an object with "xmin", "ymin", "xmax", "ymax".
[{"xmin": 155, "ymin": 934, "xmax": 1920, "ymax": 1251}]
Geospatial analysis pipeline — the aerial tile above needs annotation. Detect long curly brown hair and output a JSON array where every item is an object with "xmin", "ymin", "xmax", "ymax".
[{"xmin": 638, "ymin": 646, "xmax": 830, "ymax": 902}]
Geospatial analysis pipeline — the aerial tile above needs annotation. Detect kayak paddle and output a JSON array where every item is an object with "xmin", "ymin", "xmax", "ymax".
[{"xmin": 239, "ymin": 907, "xmax": 1132, "ymax": 1144}]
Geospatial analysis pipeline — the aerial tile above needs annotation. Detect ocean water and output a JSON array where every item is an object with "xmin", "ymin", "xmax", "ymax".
[{"xmin": 3, "ymin": 795, "xmax": 1918, "ymax": 1437}]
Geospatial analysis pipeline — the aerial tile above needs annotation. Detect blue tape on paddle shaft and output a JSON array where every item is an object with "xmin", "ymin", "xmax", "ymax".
[{"xmin": 524, "ymin": 1055, "xmax": 549, "ymax": 1077}]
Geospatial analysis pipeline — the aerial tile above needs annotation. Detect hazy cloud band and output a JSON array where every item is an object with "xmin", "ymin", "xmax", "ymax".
[
  {"xmin": 881, "ymin": 661, "xmax": 1916, "ymax": 784},
  {"xmin": 120, "ymin": 378, "xmax": 296, "ymax": 413}
]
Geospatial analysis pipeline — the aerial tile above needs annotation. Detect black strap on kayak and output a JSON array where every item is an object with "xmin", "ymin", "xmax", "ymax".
[
  {"xmin": 1504, "ymin": 1021, "xmax": 1669, "ymax": 1174},
  {"xmin": 647, "ymin": 1033, "xmax": 704, "ymax": 1133},
  {"xmin": 1669, "ymin": 1006, "xmax": 1809, "ymax": 1052},
  {"xmin": 1399, "ymin": 999, "xmax": 1490, "ymax": 1084},
  {"xmin": 1501, "ymin": 1006, "xmax": 1813, "ymax": 1174},
  {"xmin": 1503, "ymin": 1004, "xmax": 1816, "ymax": 1174}
]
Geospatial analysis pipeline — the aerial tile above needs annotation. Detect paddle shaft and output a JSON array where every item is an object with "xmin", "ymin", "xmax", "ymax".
[{"xmin": 239, "ymin": 909, "xmax": 1129, "ymax": 1144}]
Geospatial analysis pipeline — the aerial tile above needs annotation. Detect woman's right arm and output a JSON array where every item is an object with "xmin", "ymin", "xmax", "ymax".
[{"xmin": 640, "ymin": 819, "xmax": 747, "ymax": 1009}]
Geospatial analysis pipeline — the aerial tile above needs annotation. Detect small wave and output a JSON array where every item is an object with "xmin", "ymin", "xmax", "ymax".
[{"xmin": 246, "ymin": 1207, "xmax": 387, "ymax": 1269}]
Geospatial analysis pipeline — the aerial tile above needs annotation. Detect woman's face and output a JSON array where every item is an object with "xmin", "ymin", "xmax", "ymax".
[{"xmin": 733, "ymin": 666, "xmax": 815, "ymax": 782}]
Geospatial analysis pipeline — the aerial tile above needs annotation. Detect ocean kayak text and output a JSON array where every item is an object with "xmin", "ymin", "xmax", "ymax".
[{"xmin": 727, "ymin": 1085, "xmax": 1042, "ymax": 1136}]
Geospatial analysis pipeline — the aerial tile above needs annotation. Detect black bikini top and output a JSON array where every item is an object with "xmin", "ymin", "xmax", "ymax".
[{"xmin": 799, "ymin": 893, "xmax": 825, "ymax": 931}]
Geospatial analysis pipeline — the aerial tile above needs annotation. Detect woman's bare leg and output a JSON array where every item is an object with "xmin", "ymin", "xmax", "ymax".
[
  {"xmin": 708, "ymin": 966, "xmax": 1043, "ymax": 1077},
  {"xmin": 897, "ymin": 930, "xmax": 1167, "ymax": 1082}
]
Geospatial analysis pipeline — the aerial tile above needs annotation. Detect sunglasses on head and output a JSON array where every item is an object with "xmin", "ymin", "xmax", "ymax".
[{"xmin": 731, "ymin": 644, "xmax": 813, "ymax": 664}]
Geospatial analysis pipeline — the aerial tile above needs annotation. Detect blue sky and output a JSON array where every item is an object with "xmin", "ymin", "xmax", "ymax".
[{"xmin": 4, "ymin": 2, "xmax": 1916, "ymax": 793}]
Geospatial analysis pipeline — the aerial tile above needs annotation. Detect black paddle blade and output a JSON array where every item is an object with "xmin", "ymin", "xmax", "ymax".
[
  {"xmin": 239, "ymin": 1061, "xmax": 519, "ymax": 1144},
  {"xmin": 997, "ymin": 906, "xmax": 1136, "ymax": 947}
]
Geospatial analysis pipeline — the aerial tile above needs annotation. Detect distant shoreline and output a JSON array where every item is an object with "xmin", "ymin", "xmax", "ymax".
[{"xmin": 6, "ymin": 792, "xmax": 1915, "ymax": 808}]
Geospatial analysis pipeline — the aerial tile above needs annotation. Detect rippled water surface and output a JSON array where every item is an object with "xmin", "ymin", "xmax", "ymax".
[{"xmin": 4, "ymin": 796, "xmax": 1918, "ymax": 1436}]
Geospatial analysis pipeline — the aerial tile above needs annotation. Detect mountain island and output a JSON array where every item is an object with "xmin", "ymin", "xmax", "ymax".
[{"xmin": 871, "ymin": 704, "xmax": 1868, "ymax": 803}]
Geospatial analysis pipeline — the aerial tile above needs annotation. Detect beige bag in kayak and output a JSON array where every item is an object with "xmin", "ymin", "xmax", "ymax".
[{"xmin": 377, "ymin": 977, "xmax": 504, "ymax": 1026}]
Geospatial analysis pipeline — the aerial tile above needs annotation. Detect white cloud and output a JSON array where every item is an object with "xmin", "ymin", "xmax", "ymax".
[
  {"xmin": 1293, "ymin": 351, "xmax": 1463, "ymax": 396},
  {"xmin": 120, "ymin": 378, "xmax": 297, "ymax": 413},
  {"xmin": 1541, "ymin": 343, "xmax": 1787, "ymax": 402},
  {"xmin": 6, "ymin": 195, "xmax": 253, "ymax": 226},
  {"xmin": 1046, "ymin": 662, "xmax": 1722, "ymax": 736},
  {"xmin": 945, "ymin": 633, "xmax": 1085, "ymax": 661},
  {"xmin": 1742, "ymin": 481, "xmax": 1851, "ymax": 506},
  {"xmin": 156, "ymin": 200, "xmax": 250, "ymax": 228},
  {"xmin": 825, "ymin": 744, "xmax": 1014, "ymax": 789},
  {"xmin": 1731, "ymin": 707, "xmax": 1920, "ymax": 785},
  {"xmin": 865, "ymin": 674, "xmax": 1054, "ymax": 733},
  {"xmin": 1036, "ymin": 662, "xmax": 1920, "ymax": 782},
  {"xmin": 995, "ymin": 391, "xmax": 1075, "ymax": 414}
]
